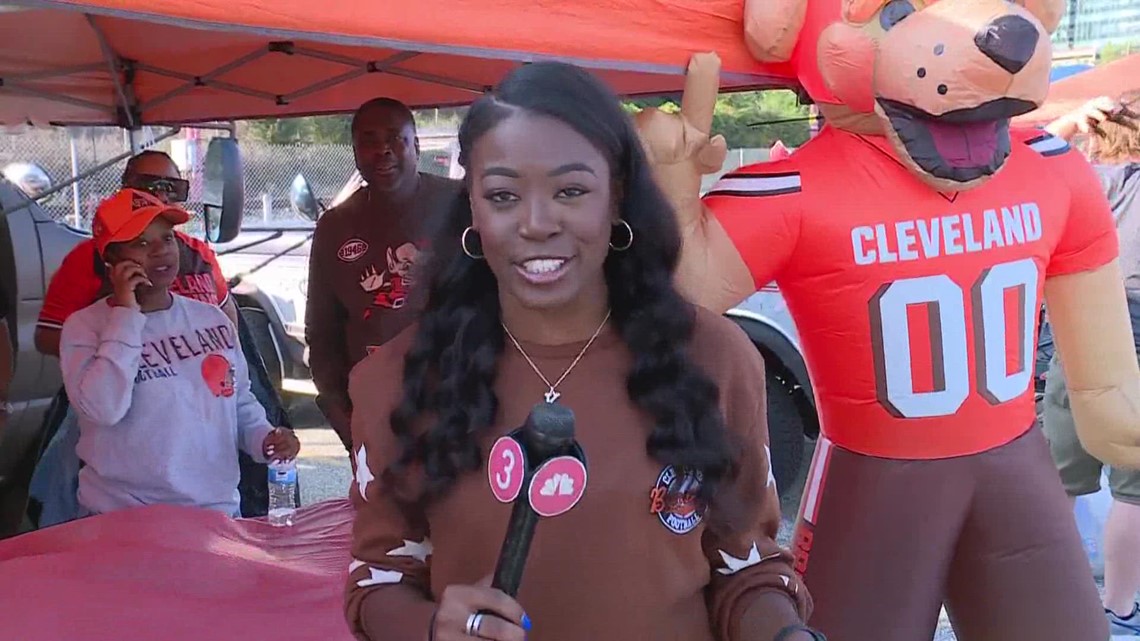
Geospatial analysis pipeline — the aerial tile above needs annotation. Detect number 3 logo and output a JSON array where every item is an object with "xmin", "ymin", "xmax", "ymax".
[
  {"xmin": 496, "ymin": 449, "xmax": 516, "ymax": 490},
  {"xmin": 488, "ymin": 437, "xmax": 526, "ymax": 503},
  {"xmin": 869, "ymin": 257, "xmax": 1039, "ymax": 418}
]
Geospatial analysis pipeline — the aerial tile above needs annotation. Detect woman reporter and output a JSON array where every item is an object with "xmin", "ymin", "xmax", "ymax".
[{"xmin": 345, "ymin": 62, "xmax": 819, "ymax": 641}]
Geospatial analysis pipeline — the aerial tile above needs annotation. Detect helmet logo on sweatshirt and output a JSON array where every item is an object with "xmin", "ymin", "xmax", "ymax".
[
  {"xmin": 202, "ymin": 353, "xmax": 235, "ymax": 398},
  {"xmin": 650, "ymin": 465, "xmax": 705, "ymax": 535}
]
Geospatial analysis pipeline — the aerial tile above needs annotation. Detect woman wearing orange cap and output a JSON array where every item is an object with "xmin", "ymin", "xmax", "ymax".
[{"xmin": 58, "ymin": 188, "xmax": 299, "ymax": 518}]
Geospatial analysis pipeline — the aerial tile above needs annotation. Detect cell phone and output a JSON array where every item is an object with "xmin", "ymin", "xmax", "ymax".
[{"xmin": 104, "ymin": 258, "xmax": 152, "ymax": 291}]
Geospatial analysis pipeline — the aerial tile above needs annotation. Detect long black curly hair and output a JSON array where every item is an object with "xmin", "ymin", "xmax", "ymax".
[{"xmin": 388, "ymin": 61, "xmax": 735, "ymax": 510}]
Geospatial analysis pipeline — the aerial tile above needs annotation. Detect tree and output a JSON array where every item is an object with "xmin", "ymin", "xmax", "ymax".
[
  {"xmin": 239, "ymin": 107, "xmax": 467, "ymax": 145},
  {"xmin": 1098, "ymin": 40, "xmax": 1139, "ymax": 65},
  {"xmin": 239, "ymin": 93, "xmax": 809, "ymax": 150},
  {"xmin": 624, "ymin": 89, "xmax": 812, "ymax": 149},
  {"xmin": 239, "ymin": 116, "xmax": 351, "ymax": 145}
]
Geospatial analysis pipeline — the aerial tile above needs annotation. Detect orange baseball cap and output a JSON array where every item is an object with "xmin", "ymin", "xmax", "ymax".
[{"xmin": 92, "ymin": 188, "xmax": 190, "ymax": 255}]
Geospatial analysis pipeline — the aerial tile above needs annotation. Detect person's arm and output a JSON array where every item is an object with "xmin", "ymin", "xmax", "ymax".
[
  {"xmin": 59, "ymin": 305, "xmax": 147, "ymax": 426},
  {"xmin": 1044, "ymin": 145, "xmax": 1140, "ymax": 468},
  {"xmin": 1044, "ymin": 96, "xmax": 1126, "ymax": 142},
  {"xmin": 306, "ymin": 221, "xmax": 354, "ymax": 450},
  {"xmin": 344, "ymin": 358, "xmax": 436, "ymax": 641},
  {"xmin": 704, "ymin": 327, "xmax": 814, "ymax": 641},
  {"xmin": 35, "ymin": 242, "xmax": 103, "ymax": 357},
  {"xmin": 230, "ymin": 330, "xmax": 276, "ymax": 463}
]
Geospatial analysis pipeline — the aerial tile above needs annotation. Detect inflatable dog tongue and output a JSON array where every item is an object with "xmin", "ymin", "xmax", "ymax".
[{"xmin": 747, "ymin": 0, "xmax": 1063, "ymax": 191}]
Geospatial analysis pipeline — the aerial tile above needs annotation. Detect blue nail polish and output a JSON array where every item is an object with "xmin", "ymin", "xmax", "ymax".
[{"xmin": 522, "ymin": 614, "xmax": 532, "ymax": 631}]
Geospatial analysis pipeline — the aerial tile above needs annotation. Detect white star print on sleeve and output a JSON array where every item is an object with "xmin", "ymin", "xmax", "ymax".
[
  {"xmin": 356, "ymin": 567, "xmax": 403, "ymax": 588},
  {"xmin": 717, "ymin": 541, "xmax": 783, "ymax": 575},
  {"xmin": 355, "ymin": 443, "xmax": 375, "ymax": 501},
  {"xmin": 387, "ymin": 538, "xmax": 433, "ymax": 563}
]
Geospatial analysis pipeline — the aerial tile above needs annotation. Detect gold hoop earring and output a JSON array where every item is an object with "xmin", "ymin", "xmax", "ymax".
[
  {"xmin": 609, "ymin": 219, "xmax": 633, "ymax": 252},
  {"xmin": 461, "ymin": 226, "xmax": 484, "ymax": 259}
]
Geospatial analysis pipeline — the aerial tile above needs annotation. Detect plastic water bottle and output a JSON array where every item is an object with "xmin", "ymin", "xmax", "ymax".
[{"xmin": 267, "ymin": 459, "xmax": 298, "ymax": 527}]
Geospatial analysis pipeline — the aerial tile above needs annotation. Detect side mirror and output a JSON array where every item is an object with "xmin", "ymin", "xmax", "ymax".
[
  {"xmin": 289, "ymin": 173, "xmax": 322, "ymax": 221},
  {"xmin": 2, "ymin": 162, "xmax": 52, "ymax": 199},
  {"xmin": 203, "ymin": 138, "xmax": 244, "ymax": 244}
]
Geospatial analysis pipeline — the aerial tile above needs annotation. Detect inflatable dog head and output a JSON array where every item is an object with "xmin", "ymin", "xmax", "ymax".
[{"xmin": 746, "ymin": 0, "xmax": 1064, "ymax": 191}]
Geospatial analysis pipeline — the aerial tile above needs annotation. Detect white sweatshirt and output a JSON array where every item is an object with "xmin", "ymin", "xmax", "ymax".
[{"xmin": 60, "ymin": 295, "xmax": 273, "ymax": 516}]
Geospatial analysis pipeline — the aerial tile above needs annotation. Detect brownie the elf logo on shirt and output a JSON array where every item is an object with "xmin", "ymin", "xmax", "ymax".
[
  {"xmin": 649, "ymin": 466, "xmax": 705, "ymax": 535},
  {"xmin": 134, "ymin": 323, "xmax": 236, "ymax": 384},
  {"xmin": 201, "ymin": 353, "xmax": 236, "ymax": 398},
  {"xmin": 359, "ymin": 241, "xmax": 422, "ymax": 318},
  {"xmin": 338, "ymin": 238, "xmax": 370, "ymax": 262}
]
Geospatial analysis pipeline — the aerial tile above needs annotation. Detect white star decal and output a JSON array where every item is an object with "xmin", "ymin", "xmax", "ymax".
[
  {"xmin": 764, "ymin": 445, "xmax": 777, "ymax": 490},
  {"xmin": 780, "ymin": 575, "xmax": 790, "ymax": 587},
  {"xmin": 355, "ymin": 443, "xmax": 375, "ymax": 501},
  {"xmin": 717, "ymin": 542, "xmax": 782, "ymax": 575},
  {"xmin": 387, "ymin": 538, "xmax": 433, "ymax": 563},
  {"xmin": 356, "ymin": 567, "xmax": 403, "ymax": 588},
  {"xmin": 349, "ymin": 559, "xmax": 366, "ymax": 573}
]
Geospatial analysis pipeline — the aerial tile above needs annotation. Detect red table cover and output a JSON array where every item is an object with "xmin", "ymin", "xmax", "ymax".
[{"xmin": 0, "ymin": 499, "xmax": 357, "ymax": 641}]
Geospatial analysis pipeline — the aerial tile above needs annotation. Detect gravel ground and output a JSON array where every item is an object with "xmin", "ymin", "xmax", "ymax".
[{"xmin": 288, "ymin": 401, "xmax": 1121, "ymax": 641}]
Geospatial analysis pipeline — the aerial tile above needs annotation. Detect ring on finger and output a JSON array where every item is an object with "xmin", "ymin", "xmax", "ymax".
[{"xmin": 465, "ymin": 613, "xmax": 484, "ymax": 636}]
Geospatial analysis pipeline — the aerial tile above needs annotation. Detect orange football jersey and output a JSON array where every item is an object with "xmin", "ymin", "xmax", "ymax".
[{"xmin": 705, "ymin": 127, "xmax": 1118, "ymax": 459}]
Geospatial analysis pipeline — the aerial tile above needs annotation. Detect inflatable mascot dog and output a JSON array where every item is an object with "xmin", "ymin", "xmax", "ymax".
[{"xmin": 636, "ymin": 0, "xmax": 1140, "ymax": 638}]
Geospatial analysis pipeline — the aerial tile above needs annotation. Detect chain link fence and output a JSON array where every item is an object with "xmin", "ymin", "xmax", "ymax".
[
  {"xmin": 0, "ymin": 125, "xmax": 460, "ymax": 234},
  {"xmin": 1, "ymin": 122, "xmax": 781, "ymax": 231}
]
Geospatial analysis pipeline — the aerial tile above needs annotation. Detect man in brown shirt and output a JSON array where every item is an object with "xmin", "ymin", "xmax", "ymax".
[{"xmin": 305, "ymin": 98, "xmax": 460, "ymax": 451}]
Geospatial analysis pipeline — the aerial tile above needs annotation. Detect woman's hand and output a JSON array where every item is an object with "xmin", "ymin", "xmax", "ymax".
[
  {"xmin": 262, "ymin": 427, "xmax": 300, "ymax": 462},
  {"xmin": 432, "ymin": 577, "xmax": 531, "ymax": 641},
  {"xmin": 108, "ymin": 260, "xmax": 151, "ymax": 310},
  {"xmin": 1045, "ymin": 96, "xmax": 1136, "ymax": 141}
]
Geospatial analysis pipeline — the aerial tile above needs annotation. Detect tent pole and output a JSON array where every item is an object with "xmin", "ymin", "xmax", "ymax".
[{"xmin": 85, "ymin": 14, "xmax": 138, "ymax": 130}]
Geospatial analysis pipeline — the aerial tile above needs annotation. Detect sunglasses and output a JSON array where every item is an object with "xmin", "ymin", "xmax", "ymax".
[{"xmin": 129, "ymin": 174, "xmax": 190, "ymax": 203}]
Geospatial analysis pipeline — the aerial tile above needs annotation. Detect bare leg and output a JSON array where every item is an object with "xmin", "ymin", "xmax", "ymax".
[{"xmin": 1103, "ymin": 499, "xmax": 1140, "ymax": 615}]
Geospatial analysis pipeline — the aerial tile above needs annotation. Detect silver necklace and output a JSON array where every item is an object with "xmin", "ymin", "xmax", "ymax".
[{"xmin": 502, "ymin": 310, "xmax": 612, "ymax": 403}]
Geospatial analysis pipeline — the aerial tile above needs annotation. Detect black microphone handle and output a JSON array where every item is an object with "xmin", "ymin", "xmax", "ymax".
[{"xmin": 489, "ymin": 490, "xmax": 539, "ymax": 597}]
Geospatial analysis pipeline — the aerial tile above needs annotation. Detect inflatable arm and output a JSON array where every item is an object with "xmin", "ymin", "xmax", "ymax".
[
  {"xmin": 636, "ymin": 54, "xmax": 756, "ymax": 313},
  {"xmin": 1045, "ymin": 262, "xmax": 1140, "ymax": 467}
]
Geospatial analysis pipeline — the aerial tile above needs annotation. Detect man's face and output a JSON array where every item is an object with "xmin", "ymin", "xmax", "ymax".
[
  {"xmin": 122, "ymin": 155, "xmax": 185, "ymax": 204},
  {"xmin": 352, "ymin": 107, "xmax": 420, "ymax": 197}
]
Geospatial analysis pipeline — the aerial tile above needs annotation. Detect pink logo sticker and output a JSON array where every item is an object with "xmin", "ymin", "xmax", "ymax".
[
  {"xmin": 488, "ymin": 437, "xmax": 525, "ymax": 504},
  {"xmin": 338, "ymin": 238, "xmax": 370, "ymax": 262},
  {"xmin": 528, "ymin": 456, "xmax": 587, "ymax": 517}
]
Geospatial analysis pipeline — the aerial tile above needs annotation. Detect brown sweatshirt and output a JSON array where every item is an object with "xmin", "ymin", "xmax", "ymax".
[
  {"xmin": 344, "ymin": 307, "xmax": 811, "ymax": 641},
  {"xmin": 305, "ymin": 172, "xmax": 460, "ymax": 443}
]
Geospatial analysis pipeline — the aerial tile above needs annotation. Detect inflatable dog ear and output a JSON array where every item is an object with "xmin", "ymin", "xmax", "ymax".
[{"xmin": 804, "ymin": 0, "xmax": 1063, "ymax": 193}]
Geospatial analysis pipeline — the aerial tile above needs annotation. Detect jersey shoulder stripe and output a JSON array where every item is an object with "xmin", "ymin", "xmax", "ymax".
[
  {"xmin": 1022, "ymin": 131, "xmax": 1070, "ymax": 158},
  {"xmin": 706, "ymin": 171, "xmax": 802, "ymax": 198}
]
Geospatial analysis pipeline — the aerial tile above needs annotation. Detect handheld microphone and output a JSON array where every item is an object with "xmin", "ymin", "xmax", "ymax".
[{"xmin": 489, "ymin": 401, "xmax": 579, "ymax": 597}]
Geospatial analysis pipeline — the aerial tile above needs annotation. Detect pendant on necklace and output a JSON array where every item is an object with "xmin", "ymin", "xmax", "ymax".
[{"xmin": 544, "ymin": 388, "xmax": 561, "ymax": 404}]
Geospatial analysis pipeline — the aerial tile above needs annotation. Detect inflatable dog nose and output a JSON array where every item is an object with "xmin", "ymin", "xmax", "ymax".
[{"xmin": 975, "ymin": 14, "xmax": 1040, "ymax": 74}]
